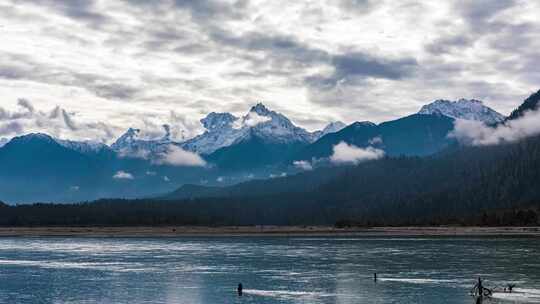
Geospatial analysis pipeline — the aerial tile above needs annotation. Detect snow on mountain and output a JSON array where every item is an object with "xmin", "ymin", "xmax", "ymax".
[
  {"xmin": 108, "ymin": 103, "xmax": 343, "ymax": 157},
  {"xmin": 182, "ymin": 103, "xmax": 320, "ymax": 155},
  {"xmin": 181, "ymin": 113, "xmax": 242, "ymax": 155},
  {"xmin": 111, "ymin": 126, "xmax": 175, "ymax": 158},
  {"xmin": 321, "ymin": 121, "xmax": 347, "ymax": 136},
  {"xmin": 246, "ymin": 103, "xmax": 316, "ymax": 143},
  {"xmin": 418, "ymin": 99, "xmax": 505, "ymax": 124}
]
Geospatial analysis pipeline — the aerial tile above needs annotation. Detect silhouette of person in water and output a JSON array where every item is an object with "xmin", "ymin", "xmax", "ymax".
[
  {"xmin": 237, "ymin": 283, "xmax": 243, "ymax": 296},
  {"xmin": 507, "ymin": 284, "xmax": 515, "ymax": 293}
]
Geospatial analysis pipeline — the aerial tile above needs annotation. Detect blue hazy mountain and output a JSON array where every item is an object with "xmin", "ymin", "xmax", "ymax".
[
  {"xmin": 0, "ymin": 99, "xmax": 506, "ymax": 203},
  {"xmin": 294, "ymin": 114, "xmax": 457, "ymax": 162},
  {"xmin": 0, "ymin": 133, "xmax": 212, "ymax": 203}
]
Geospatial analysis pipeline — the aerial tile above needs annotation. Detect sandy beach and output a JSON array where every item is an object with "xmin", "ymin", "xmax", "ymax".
[{"xmin": 0, "ymin": 226, "xmax": 539, "ymax": 237}]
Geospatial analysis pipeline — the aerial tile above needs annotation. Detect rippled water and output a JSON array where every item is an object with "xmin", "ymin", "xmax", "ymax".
[{"xmin": 0, "ymin": 236, "xmax": 539, "ymax": 303}]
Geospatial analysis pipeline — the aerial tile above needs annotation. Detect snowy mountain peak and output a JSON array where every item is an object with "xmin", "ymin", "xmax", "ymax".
[
  {"xmin": 182, "ymin": 103, "xmax": 317, "ymax": 155},
  {"xmin": 113, "ymin": 128, "xmax": 140, "ymax": 146},
  {"xmin": 418, "ymin": 99, "xmax": 505, "ymax": 124},
  {"xmin": 110, "ymin": 126, "xmax": 173, "ymax": 158},
  {"xmin": 201, "ymin": 112, "xmax": 237, "ymax": 131},
  {"xmin": 322, "ymin": 121, "xmax": 346, "ymax": 135},
  {"xmin": 250, "ymin": 102, "xmax": 271, "ymax": 116}
]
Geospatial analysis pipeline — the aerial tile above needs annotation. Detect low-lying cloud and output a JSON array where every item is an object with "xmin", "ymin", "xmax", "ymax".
[
  {"xmin": 113, "ymin": 170, "xmax": 134, "ymax": 180},
  {"xmin": 156, "ymin": 145, "xmax": 207, "ymax": 167},
  {"xmin": 233, "ymin": 111, "xmax": 271, "ymax": 129},
  {"xmin": 450, "ymin": 109, "xmax": 540, "ymax": 146},
  {"xmin": 330, "ymin": 141, "xmax": 385, "ymax": 164},
  {"xmin": 293, "ymin": 160, "xmax": 313, "ymax": 171}
]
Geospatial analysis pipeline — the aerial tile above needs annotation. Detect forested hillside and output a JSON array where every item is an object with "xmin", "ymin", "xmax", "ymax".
[{"xmin": 1, "ymin": 133, "xmax": 539, "ymax": 227}]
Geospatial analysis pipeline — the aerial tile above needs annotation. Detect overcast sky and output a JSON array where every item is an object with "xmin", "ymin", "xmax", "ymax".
[{"xmin": 0, "ymin": 0, "xmax": 539, "ymax": 142}]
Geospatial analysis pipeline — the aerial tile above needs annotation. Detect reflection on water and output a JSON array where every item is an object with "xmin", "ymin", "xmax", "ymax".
[{"xmin": 0, "ymin": 237, "xmax": 539, "ymax": 303}]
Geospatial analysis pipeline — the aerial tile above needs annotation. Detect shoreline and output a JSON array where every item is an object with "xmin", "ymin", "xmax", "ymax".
[{"xmin": 0, "ymin": 226, "xmax": 539, "ymax": 237}]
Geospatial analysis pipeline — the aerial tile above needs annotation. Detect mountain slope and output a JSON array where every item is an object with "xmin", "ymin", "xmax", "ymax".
[
  {"xmin": 508, "ymin": 89, "xmax": 540, "ymax": 120},
  {"xmin": 0, "ymin": 133, "xmax": 102, "ymax": 202},
  {"xmin": 294, "ymin": 114, "xmax": 456, "ymax": 162},
  {"xmin": 205, "ymin": 129, "xmax": 308, "ymax": 171}
]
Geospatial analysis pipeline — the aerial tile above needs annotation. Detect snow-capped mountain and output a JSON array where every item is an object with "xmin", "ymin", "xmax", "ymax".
[
  {"xmin": 246, "ymin": 103, "xmax": 316, "ymax": 143},
  {"xmin": 181, "ymin": 113, "xmax": 242, "ymax": 155},
  {"xmin": 418, "ymin": 99, "xmax": 505, "ymax": 124},
  {"xmin": 111, "ymin": 126, "xmax": 175, "ymax": 158},
  {"xmin": 321, "ymin": 121, "xmax": 347, "ymax": 136},
  {"xmin": 182, "ymin": 103, "xmax": 321, "ymax": 155},
  {"xmin": 108, "ymin": 103, "xmax": 329, "ymax": 157},
  {"xmin": 0, "ymin": 138, "xmax": 7, "ymax": 148}
]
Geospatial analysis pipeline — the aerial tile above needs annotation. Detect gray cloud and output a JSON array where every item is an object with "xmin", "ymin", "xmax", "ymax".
[
  {"xmin": 0, "ymin": 98, "xmax": 114, "ymax": 141},
  {"xmin": 0, "ymin": 0, "xmax": 538, "ymax": 138},
  {"xmin": 305, "ymin": 52, "xmax": 418, "ymax": 92},
  {"xmin": 456, "ymin": 0, "xmax": 516, "ymax": 31},
  {"xmin": 332, "ymin": 53, "xmax": 417, "ymax": 80},
  {"xmin": 450, "ymin": 109, "xmax": 540, "ymax": 146},
  {"xmin": 0, "ymin": 54, "xmax": 142, "ymax": 101},
  {"xmin": 16, "ymin": 0, "xmax": 110, "ymax": 27},
  {"xmin": 426, "ymin": 35, "xmax": 474, "ymax": 55}
]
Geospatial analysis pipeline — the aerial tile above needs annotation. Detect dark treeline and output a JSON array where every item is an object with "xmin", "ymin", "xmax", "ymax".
[{"xmin": 0, "ymin": 134, "xmax": 539, "ymax": 227}]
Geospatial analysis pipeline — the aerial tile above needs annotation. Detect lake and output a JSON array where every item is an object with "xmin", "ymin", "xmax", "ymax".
[{"xmin": 0, "ymin": 236, "xmax": 539, "ymax": 303}]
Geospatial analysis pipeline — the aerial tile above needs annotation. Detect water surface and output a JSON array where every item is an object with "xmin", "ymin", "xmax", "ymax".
[{"xmin": 0, "ymin": 236, "xmax": 539, "ymax": 303}]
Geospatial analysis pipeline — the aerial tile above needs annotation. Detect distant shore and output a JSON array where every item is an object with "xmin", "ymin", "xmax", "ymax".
[{"xmin": 0, "ymin": 226, "xmax": 539, "ymax": 237}]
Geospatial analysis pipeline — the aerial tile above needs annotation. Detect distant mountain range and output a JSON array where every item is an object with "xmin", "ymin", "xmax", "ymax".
[{"xmin": 0, "ymin": 93, "xmax": 520, "ymax": 204}]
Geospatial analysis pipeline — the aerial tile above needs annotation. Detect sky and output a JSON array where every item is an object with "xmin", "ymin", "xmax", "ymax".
[{"xmin": 0, "ymin": 0, "xmax": 539, "ymax": 143}]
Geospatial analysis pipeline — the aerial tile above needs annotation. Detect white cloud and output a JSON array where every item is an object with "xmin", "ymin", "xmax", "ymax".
[
  {"xmin": 156, "ymin": 145, "xmax": 206, "ymax": 167},
  {"xmin": 117, "ymin": 148, "xmax": 151, "ymax": 160},
  {"xmin": 293, "ymin": 160, "xmax": 313, "ymax": 171},
  {"xmin": 145, "ymin": 171, "xmax": 157, "ymax": 176},
  {"xmin": 233, "ymin": 111, "xmax": 271, "ymax": 129},
  {"xmin": 269, "ymin": 172, "xmax": 287, "ymax": 178},
  {"xmin": 330, "ymin": 141, "xmax": 385, "ymax": 164},
  {"xmin": 0, "ymin": 99, "xmax": 114, "ymax": 142},
  {"xmin": 163, "ymin": 176, "xmax": 170, "ymax": 182},
  {"xmin": 0, "ymin": 0, "xmax": 538, "ymax": 137},
  {"xmin": 113, "ymin": 170, "xmax": 134, "ymax": 180},
  {"xmin": 216, "ymin": 176, "xmax": 224, "ymax": 182},
  {"xmin": 450, "ymin": 110, "xmax": 540, "ymax": 146}
]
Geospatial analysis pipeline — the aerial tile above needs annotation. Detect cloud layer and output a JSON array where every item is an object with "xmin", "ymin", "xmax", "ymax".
[
  {"xmin": 0, "ymin": 98, "xmax": 114, "ymax": 141},
  {"xmin": 0, "ymin": 0, "xmax": 539, "ymax": 141},
  {"xmin": 156, "ymin": 145, "xmax": 207, "ymax": 167},
  {"xmin": 330, "ymin": 141, "xmax": 385, "ymax": 164},
  {"xmin": 113, "ymin": 170, "xmax": 134, "ymax": 180},
  {"xmin": 450, "ymin": 109, "xmax": 540, "ymax": 146}
]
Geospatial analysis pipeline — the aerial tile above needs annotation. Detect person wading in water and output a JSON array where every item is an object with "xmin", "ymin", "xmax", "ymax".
[{"xmin": 237, "ymin": 283, "xmax": 243, "ymax": 296}]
